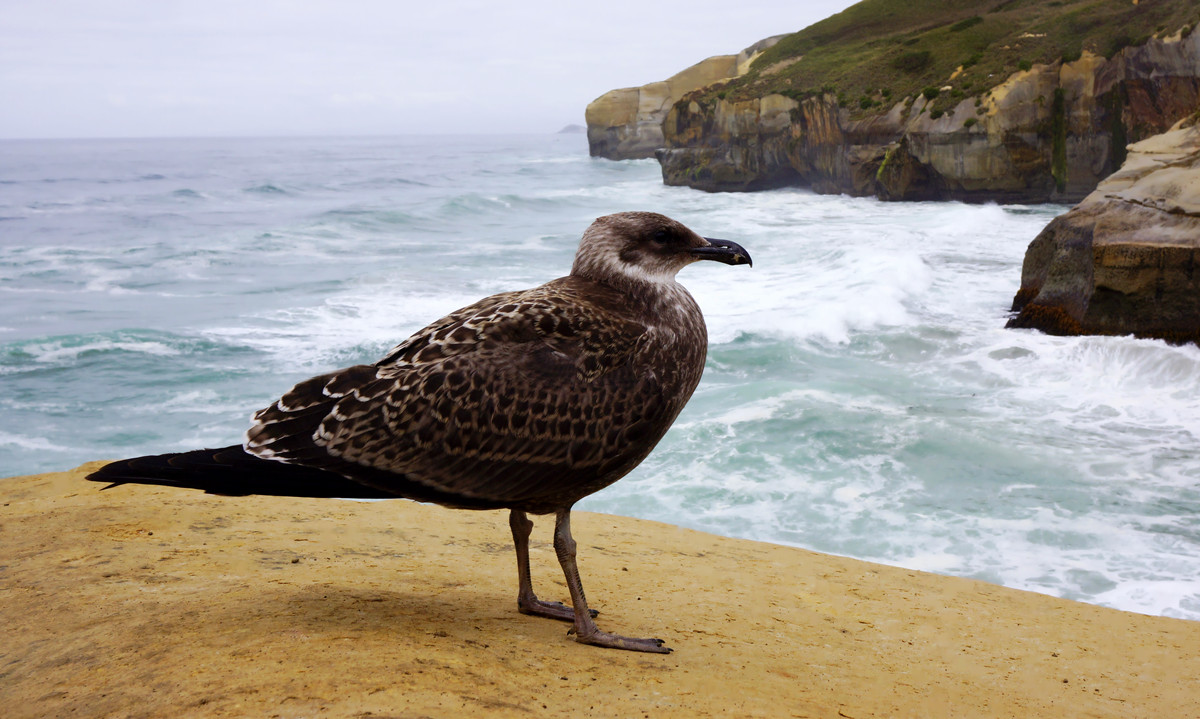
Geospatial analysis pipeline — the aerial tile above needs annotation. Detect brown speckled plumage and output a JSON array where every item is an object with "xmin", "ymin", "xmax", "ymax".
[
  {"xmin": 245, "ymin": 274, "xmax": 704, "ymax": 514},
  {"xmin": 89, "ymin": 211, "xmax": 751, "ymax": 653}
]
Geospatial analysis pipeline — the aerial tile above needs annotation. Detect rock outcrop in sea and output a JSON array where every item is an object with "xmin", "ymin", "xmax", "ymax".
[
  {"xmin": 658, "ymin": 31, "xmax": 1200, "ymax": 202},
  {"xmin": 585, "ymin": 36, "xmax": 782, "ymax": 160},
  {"xmin": 1007, "ymin": 116, "xmax": 1200, "ymax": 345}
]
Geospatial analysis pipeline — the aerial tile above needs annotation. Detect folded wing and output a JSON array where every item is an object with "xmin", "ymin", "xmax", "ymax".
[{"xmin": 245, "ymin": 278, "xmax": 669, "ymax": 512}]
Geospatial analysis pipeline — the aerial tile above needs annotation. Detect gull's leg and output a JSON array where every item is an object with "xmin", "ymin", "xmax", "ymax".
[
  {"xmin": 552, "ymin": 508, "xmax": 671, "ymax": 653},
  {"xmin": 509, "ymin": 509, "xmax": 595, "ymax": 621}
]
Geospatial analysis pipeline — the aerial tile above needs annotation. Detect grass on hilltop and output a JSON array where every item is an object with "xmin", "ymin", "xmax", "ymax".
[{"xmin": 703, "ymin": 0, "xmax": 1198, "ymax": 119}]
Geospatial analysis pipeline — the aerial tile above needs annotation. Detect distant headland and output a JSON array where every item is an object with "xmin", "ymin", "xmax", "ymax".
[{"xmin": 586, "ymin": 0, "xmax": 1200, "ymax": 205}]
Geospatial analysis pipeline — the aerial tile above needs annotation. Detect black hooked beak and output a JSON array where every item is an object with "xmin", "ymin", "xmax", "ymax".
[{"xmin": 690, "ymin": 237, "xmax": 753, "ymax": 267}]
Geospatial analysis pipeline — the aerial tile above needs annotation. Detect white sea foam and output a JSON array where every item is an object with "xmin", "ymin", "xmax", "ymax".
[
  {"xmin": 83, "ymin": 267, "xmax": 141, "ymax": 295},
  {"xmin": 24, "ymin": 338, "xmax": 182, "ymax": 365},
  {"xmin": 0, "ymin": 430, "xmax": 66, "ymax": 452},
  {"xmin": 200, "ymin": 289, "xmax": 483, "ymax": 370},
  {"xmin": 158, "ymin": 389, "xmax": 251, "ymax": 417}
]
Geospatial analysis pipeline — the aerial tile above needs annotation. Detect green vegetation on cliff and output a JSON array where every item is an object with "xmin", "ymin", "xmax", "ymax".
[
  {"xmin": 1051, "ymin": 88, "xmax": 1068, "ymax": 193},
  {"xmin": 708, "ymin": 0, "xmax": 1198, "ymax": 116}
]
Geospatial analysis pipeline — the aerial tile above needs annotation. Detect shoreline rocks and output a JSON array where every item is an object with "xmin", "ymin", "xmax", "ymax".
[{"xmin": 1008, "ymin": 118, "xmax": 1200, "ymax": 344}]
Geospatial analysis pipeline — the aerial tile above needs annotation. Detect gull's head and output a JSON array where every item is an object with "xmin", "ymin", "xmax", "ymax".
[{"xmin": 570, "ymin": 211, "xmax": 751, "ymax": 287}]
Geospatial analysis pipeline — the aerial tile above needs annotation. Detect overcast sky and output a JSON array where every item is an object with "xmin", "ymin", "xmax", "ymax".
[{"xmin": 1, "ymin": 0, "xmax": 857, "ymax": 138}]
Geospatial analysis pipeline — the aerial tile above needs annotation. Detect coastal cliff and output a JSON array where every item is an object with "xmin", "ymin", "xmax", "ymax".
[
  {"xmin": 4, "ymin": 465, "xmax": 1200, "ymax": 717},
  {"xmin": 1007, "ymin": 116, "xmax": 1200, "ymax": 344},
  {"xmin": 593, "ymin": 0, "xmax": 1200, "ymax": 202},
  {"xmin": 585, "ymin": 36, "xmax": 782, "ymax": 160}
]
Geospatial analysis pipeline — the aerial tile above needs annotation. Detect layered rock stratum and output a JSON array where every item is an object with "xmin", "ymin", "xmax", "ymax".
[
  {"xmin": 1007, "ymin": 117, "xmax": 1200, "ymax": 344},
  {"xmin": 585, "ymin": 37, "xmax": 781, "ymax": 160},
  {"xmin": 660, "ymin": 31, "xmax": 1200, "ymax": 201}
]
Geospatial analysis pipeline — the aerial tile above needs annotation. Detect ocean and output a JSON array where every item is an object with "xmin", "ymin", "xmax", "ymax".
[{"xmin": 2, "ymin": 133, "xmax": 1197, "ymax": 621}]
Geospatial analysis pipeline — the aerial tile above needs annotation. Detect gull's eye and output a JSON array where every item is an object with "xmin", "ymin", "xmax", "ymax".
[{"xmin": 652, "ymin": 228, "xmax": 670, "ymax": 244}]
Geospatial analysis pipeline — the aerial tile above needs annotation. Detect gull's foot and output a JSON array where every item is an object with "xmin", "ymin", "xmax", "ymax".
[
  {"xmin": 569, "ymin": 627, "xmax": 672, "ymax": 654},
  {"xmin": 518, "ymin": 597, "xmax": 598, "ymax": 621}
]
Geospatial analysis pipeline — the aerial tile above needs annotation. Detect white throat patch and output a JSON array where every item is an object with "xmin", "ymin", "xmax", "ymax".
[{"xmin": 597, "ymin": 252, "xmax": 682, "ymax": 287}]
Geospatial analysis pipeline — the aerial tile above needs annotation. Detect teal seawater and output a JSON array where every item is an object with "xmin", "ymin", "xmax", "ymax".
[{"xmin": 1, "ymin": 134, "xmax": 1197, "ymax": 620}]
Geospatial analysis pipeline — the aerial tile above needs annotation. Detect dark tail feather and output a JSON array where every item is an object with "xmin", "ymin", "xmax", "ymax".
[{"xmin": 86, "ymin": 445, "xmax": 401, "ymax": 499}]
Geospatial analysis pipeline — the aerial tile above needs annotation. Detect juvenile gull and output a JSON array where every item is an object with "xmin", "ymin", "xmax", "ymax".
[{"xmin": 88, "ymin": 211, "xmax": 752, "ymax": 653}]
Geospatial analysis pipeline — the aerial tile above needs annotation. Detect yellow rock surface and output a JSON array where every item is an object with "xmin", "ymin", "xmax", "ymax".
[
  {"xmin": 3, "ymin": 465, "xmax": 1198, "ymax": 718},
  {"xmin": 585, "ymin": 55, "xmax": 740, "ymax": 160}
]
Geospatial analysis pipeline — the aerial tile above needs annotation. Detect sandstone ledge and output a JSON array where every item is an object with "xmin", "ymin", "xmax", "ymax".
[
  {"xmin": 1008, "ymin": 120, "xmax": 1200, "ymax": 343},
  {"xmin": 3, "ymin": 465, "xmax": 1198, "ymax": 718}
]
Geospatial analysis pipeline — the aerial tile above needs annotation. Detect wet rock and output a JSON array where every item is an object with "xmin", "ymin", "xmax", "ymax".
[{"xmin": 1008, "ymin": 119, "xmax": 1200, "ymax": 344}]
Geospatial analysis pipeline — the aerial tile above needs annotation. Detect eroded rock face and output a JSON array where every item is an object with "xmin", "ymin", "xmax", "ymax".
[
  {"xmin": 585, "ymin": 37, "xmax": 782, "ymax": 160},
  {"xmin": 659, "ymin": 32, "xmax": 1200, "ymax": 202},
  {"xmin": 656, "ymin": 93, "xmax": 809, "ymax": 190},
  {"xmin": 1007, "ymin": 121, "xmax": 1200, "ymax": 344}
]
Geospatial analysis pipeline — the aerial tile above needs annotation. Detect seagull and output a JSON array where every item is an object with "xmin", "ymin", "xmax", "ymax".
[{"xmin": 89, "ymin": 211, "xmax": 752, "ymax": 653}]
